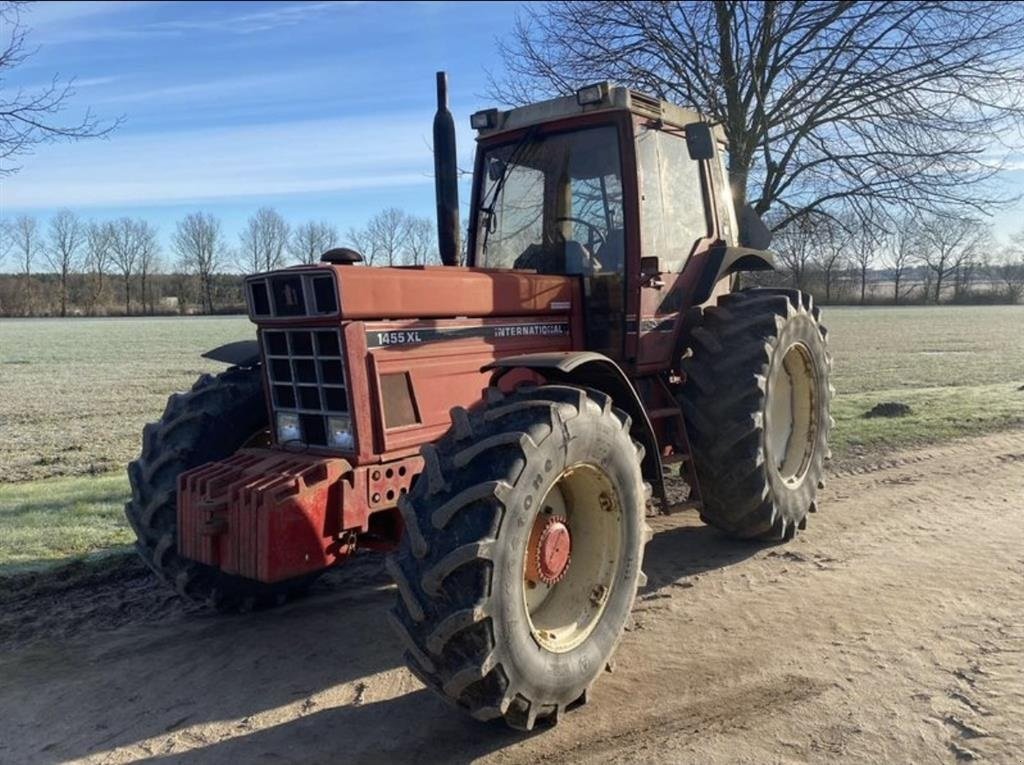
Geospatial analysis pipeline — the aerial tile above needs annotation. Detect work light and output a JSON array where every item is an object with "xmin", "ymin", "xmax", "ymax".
[
  {"xmin": 470, "ymin": 109, "xmax": 498, "ymax": 129},
  {"xmin": 276, "ymin": 413, "xmax": 302, "ymax": 444},
  {"xmin": 576, "ymin": 83, "xmax": 607, "ymax": 106},
  {"xmin": 327, "ymin": 415, "xmax": 355, "ymax": 449}
]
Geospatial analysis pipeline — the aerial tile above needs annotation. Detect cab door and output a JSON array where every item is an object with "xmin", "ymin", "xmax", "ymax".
[{"xmin": 631, "ymin": 119, "xmax": 717, "ymax": 372}]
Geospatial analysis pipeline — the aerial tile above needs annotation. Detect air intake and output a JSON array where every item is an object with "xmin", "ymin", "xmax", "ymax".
[{"xmin": 321, "ymin": 247, "xmax": 363, "ymax": 265}]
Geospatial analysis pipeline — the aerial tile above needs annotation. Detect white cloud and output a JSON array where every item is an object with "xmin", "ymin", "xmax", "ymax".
[
  {"xmin": 89, "ymin": 73, "xmax": 299, "ymax": 105},
  {"xmin": 1, "ymin": 113, "xmax": 468, "ymax": 209},
  {"xmin": 152, "ymin": 2, "xmax": 358, "ymax": 35},
  {"xmin": 29, "ymin": 1, "xmax": 359, "ymax": 44}
]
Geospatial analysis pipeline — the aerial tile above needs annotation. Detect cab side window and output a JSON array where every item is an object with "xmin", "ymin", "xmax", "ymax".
[{"xmin": 637, "ymin": 126, "xmax": 711, "ymax": 273}]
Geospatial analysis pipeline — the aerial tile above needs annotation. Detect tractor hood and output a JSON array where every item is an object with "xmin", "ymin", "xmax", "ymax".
[{"xmin": 244, "ymin": 264, "xmax": 576, "ymax": 323}]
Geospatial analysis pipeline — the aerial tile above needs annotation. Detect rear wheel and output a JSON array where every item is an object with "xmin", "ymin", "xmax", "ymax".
[
  {"xmin": 680, "ymin": 288, "xmax": 833, "ymax": 540},
  {"xmin": 387, "ymin": 385, "xmax": 650, "ymax": 730},
  {"xmin": 125, "ymin": 366, "xmax": 315, "ymax": 611}
]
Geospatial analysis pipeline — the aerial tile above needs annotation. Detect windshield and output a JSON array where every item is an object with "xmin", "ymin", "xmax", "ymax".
[{"xmin": 475, "ymin": 125, "xmax": 625, "ymax": 276}]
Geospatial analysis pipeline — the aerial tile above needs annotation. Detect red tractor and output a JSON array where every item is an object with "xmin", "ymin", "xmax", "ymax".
[{"xmin": 128, "ymin": 73, "xmax": 832, "ymax": 730}]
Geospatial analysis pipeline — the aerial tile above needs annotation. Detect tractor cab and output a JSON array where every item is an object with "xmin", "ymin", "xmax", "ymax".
[{"xmin": 466, "ymin": 83, "xmax": 748, "ymax": 367}]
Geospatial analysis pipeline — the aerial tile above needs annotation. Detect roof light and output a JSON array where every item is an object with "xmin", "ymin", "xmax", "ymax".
[
  {"xmin": 576, "ymin": 82, "xmax": 607, "ymax": 106},
  {"xmin": 470, "ymin": 109, "xmax": 498, "ymax": 130}
]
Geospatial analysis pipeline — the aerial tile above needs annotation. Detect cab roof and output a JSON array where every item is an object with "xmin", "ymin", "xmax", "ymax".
[{"xmin": 473, "ymin": 83, "xmax": 727, "ymax": 143}]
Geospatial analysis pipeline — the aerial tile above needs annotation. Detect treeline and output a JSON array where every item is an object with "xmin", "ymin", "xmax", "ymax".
[
  {"xmin": 0, "ymin": 206, "xmax": 441, "ymax": 317},
  {"xmin": 3, "ymin": 205, "xmax": 1024, "ymax": 317},
  {"xmin": 755, "ymin": 213, "xmax": 1024, "ymax": 306}
]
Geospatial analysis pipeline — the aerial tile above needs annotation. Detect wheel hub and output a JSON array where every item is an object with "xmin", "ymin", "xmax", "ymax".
[{"xmin": 526, "ymin": 515, "xmax": 572, "ymax": 585}]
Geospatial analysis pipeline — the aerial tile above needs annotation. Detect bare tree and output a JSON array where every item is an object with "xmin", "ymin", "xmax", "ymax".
[
  {"xmin": 344, "ymin": 225, "xmax": 374, "ymax": 265},
  {"xmin": 494, "ymin": 2, "xmax": 1024, "ymax": 233},
  {"xmin": 83, "ymin": 221, "xmax": 112, "ymax": 315},
  {"xmin": 289, "ymin": 220, "xmax": 338, "ymax": 265},
  {"xmin": 848, "ymin": 217, "xmax": 883, "ymax": 305},
  {"xmin": 174, "ymin": 213, "xmax": 224, "ymax": 314},
  {"xmin": 366, "ymin": 208, "xmax": 411, "ymax": 267},
  {"xmin": 43, "ymin": 209, "xmax": 82, "ymax": 317},
  {"xmin": 136, "ymin": 222, "xmax": 160, "ymax": 314},
  {"xmin": 881, "ymin": 218, "xmax": 919, "ymax": 305},
  {"xmin": 109, "ymin": 217, "xmax": 143, "ymax": 315},
  {"xmin": 405, "ymin": 215, "xmax": 438, "ymax": 266},
  {"xmin": 991, "ymin": 233, "xmax": 1024, "ymax": 304},
  {"xmin": 0, "ymin": 2, "xmax": 121, "ymax": 174},
  {"xmin": 0, "ymin": 221, "xmax": 10, "ymax": 270},
  {"xmin": 815, "ymin": 219, "xmax": 848, "ymax": 304},
  {"xmin": 238, "ymin": 207, "xmax": 289, "ymax": 274},
  {"xmin": 916, "ymin": 216, "xmax": 988, "ymax": 303},
  {"xmin": 8, "ymin": 214, "xmax": 38, "ymax": 314},
  {"xmin": 771, "ymin": 214, "xmax": 819, "ymax": 290},
  {"xmin": 953, "ymin": 248, "xmax": 991, "ymax": 303}
]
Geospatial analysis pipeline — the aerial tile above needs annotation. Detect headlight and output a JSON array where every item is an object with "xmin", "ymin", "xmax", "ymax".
[
  {"xmin": 277, "ymin": 413, "xmax": 302, "ymax": 444},
  {"xmin": 576, "ymin": 82, "xmax": 607, "ymax": 106},
  {"xmin": 327, "ymin": 415, "xmax": 354, "ymax": 449}
]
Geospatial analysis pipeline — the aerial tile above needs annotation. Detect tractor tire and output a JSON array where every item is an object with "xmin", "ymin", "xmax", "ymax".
[
  {"xmin": 125, "ymin": 366, "xmax": 314, "ymax": 611},
  {"xmin": 680, "ymin": 288, "xmax": 833, "ymax": 541},
  {"xmin": 387, "ymin": 384, "xmax": 651, "ymax": 730}
]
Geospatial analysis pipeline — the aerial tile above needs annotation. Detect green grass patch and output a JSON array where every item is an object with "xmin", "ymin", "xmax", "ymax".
[
  {"xmin": 831, "ymin": 382, "xmax": 1024, "ymax": 461},
  {"xmin": 0, "ymin": 472, "xmax": 133, "ymax": 574},
  {"xmin": 1, "ymin": 306, "xmax": 1022, "ymax": 575},
  {"xmin": 0, "ymin": 316, "xmax": 252, "ymax": 483}
]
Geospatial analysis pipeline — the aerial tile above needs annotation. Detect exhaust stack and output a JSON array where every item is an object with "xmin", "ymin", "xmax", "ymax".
[{"xmin": 433, "ymin": 71, "xmax": 460, "ymax": 266}]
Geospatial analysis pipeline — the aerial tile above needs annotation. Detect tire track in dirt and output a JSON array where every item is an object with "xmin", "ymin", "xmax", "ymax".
[{"xmin": 0, "ymin": 429, "xmax": 1021, "ymax": 764}]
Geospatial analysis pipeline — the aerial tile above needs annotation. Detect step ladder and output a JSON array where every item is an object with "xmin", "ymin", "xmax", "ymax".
[{"xmin": 644, "ymin": 380, "xmax": 703, "ymax": 515}]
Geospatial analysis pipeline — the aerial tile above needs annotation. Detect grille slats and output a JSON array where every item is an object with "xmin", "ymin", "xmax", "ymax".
[
  {"xmin": 247, "ymin": 271, "xmax": 339, "ymax": 319},
  {"xmin": 263, "ymin": 327, "xmax": 349, "ymax": 448}
]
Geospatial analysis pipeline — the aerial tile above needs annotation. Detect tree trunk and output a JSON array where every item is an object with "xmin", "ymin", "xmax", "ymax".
[
  {"xmin": 91, "ymin": 272, "xmax": 104, "ymax": 316},
  {"xmin": 124, "ymin": 274, "xmax": 131, "ymax": 315},
  {"xmin": 860, "ymin": 265, "xmax": 867, "ymax": 304},
  {"xmin": 934, "ymin": 270, "xmax": 943, "ymax": 304},
  {"xmin": 202, "ymin": 275, "xmax": 214, "ymax": 314},
  {"xmin": 893, "ymin": 271, "xmax": 901, "ymax": 305},
  {"xmin": 59, "ymin": 269, "xmax": 68, "ymax": 317}
]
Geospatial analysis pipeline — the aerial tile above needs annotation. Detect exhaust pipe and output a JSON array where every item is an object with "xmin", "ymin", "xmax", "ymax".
[{"xmin": 433, "ymin": 71, "xmax": 460, "ymax": 266}]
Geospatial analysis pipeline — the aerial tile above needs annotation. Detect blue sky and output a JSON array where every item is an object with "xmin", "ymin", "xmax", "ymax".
[
  {"xmin": 2, "ymin": 0, "xmax": 1022, "ymax": 253},
  {"xmin": 1, "ymin": 0, "xmax": 524, "ymax": 250}
]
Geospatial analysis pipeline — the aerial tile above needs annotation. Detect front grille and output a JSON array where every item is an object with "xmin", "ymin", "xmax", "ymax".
[
  {"xmin": 262, "ymin": 327, "xmax": 349, "ymax": 448},
  {"xmin": 247, "ymin": 271, "xmax": 338, "ymax": 319}
]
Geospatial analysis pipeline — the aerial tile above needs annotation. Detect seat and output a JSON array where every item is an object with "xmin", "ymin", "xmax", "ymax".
[{"xmin": 594, "ymin": 228, "xmax": 625, "ymax": 273}]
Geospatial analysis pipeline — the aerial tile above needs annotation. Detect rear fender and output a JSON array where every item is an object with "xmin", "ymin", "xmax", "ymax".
[
  {"xmin": 690, "ymin": 244, "xmax": 775, "ymax": 307},
  {"xmin": 485, "ymin": 352, "xmax": 663, "ymax": 499}
]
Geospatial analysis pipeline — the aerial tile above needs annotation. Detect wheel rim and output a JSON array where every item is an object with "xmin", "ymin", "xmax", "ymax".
[
  {"xmin": 522, "ymin": 464, "xmax": 623, "ymax": 653},
  {"xmin": 767, "ymin": 342, "xmax": 818, "ymax": 485}
]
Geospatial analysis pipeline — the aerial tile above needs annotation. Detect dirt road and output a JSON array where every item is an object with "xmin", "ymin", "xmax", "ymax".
[{"xmin": 1, "ymin": 431, "xmax": 1022, "ymax": 764}]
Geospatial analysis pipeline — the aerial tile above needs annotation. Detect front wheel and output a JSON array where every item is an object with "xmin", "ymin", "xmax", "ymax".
[{"xmin": 387, "ymin": 385, "xmax": 650, "ymax": 730}]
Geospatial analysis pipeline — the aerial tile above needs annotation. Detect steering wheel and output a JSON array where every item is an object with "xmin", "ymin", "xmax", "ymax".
[{"xmin": 555, "ymin": 217, "xmax": 607, "ymax": 250}]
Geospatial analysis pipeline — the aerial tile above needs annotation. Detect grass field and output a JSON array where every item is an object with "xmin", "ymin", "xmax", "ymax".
[{"xmin": 1, "ymin": 306, "xmax": 1022, "ymax": 573}]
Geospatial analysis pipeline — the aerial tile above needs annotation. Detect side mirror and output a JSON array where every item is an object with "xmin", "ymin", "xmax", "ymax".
[{"xmin": 684, "ymin": 123, "xmax": 715, "ymax": 161}]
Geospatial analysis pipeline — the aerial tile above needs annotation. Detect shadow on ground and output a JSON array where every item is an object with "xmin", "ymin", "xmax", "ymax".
[{"xmin": 0, "ymin": 513, "xmax": 767, "ymax": 764}]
